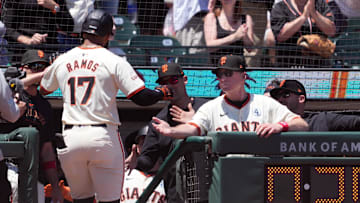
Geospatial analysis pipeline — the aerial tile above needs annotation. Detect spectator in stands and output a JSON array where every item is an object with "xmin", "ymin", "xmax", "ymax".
[
  {"xmin": 125, "ymin": 63, "xmax": 209, "ymax": 203},
  {"xmin": 264, "ymin": 78, "xmax": 281, "ymax": 97},
  {"xmin": 121, "ymin": 125, "xmax": 166, "ymax": 203},
  {"xmin": 1, "ymin": 50, "xmax": 63, "ymax": 203},
  {"xmin": 3, "ymin": 0, "xmax": 74, "ymax": 63},
  {"xmin": 270, "ymin": 79, "xmax": 360, "ymax": 131},
  {"xmin": 271, "ymin": 0, "xmax": 336, "ymax": 68},
  {"xmin": 263, "ymin": 0, "xmax": 281, "ymax": 67},
  {"xmin": 163, "ymin": 0, "xmax": 176, "ymax": 37},
  {"xmin": 331, "ymin": 0, "xmax": 360, "ymax": 18},
  {"xmin": 0, "ymin": 21, "xmax": 10, "ymax": 65},
  {"xmin": 151, "ymin": 55, "xmax": 309, "ymax": 139},
  {"xmin": 137, "ymin": 0, "xmax": 167, "ymax": 35},
  {"xmin": 58, "ymin": 0, "xmax": 95, "ymax": 52},
  {"xmin": 204, "ymin": 0, "xmax": 255, "ymax": 65},
  {"xmin": 326, "ymin": 0, "xmax": 348, "ymax": 37},
  {"xmin": 174, "ymin": 0, "xmax": 209, "ymax": 54},
  {"xmin": 96, "ymin": 0, "xmax": 119, "ymax": 16}
]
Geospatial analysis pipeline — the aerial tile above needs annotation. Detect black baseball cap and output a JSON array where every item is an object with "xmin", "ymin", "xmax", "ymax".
[
  {"xmin": 156, "ymin": 63, "xmax": 184, "ymax": 83},
  {"xmin": 213, "ymin": 55, "xmax": 247, "ymax": 73},
  {"xmin": 134, "ymin": 125, "xmax": 149, "ymax": 144},
  {"xmin": 21, "ymin": 50, "xmax": 49, "ymax": 66},
  {"xmin": 264, "ymin": 79, "xmax": 281, "ymax": 94},
  {"xmin": 124, "ymin": 125, "xmax": 149, "ymax": 150},
  {"xmin": 270, "ymin": 80, "xmax": 306, "ymax": 99}
]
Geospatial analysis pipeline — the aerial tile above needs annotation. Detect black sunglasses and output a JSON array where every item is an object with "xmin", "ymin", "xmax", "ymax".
[
  {"xmin": 215, "ymin": 69, "xmax": 238, "ymax": 78},
  {"xmin": 273, "ymin": 91, "xmax": 298, "ymax": 100},
  {"xmin": 27, "ymin": 63, "xmax": 48, "ymax": 72},
  {"xmin": 159, "ymin": 76, "xmax": 180, "ymax": 85}
]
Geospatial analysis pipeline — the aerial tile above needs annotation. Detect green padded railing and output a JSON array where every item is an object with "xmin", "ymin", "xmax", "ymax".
[
  {"xmin": 137, "ymin": 132, "xmax": 360, "ymax": 203},
  {"xmin": 209, "ymin": 131, "xmax": 360, "ymax": 156},
  {"xmin": 136, "ymin": 136, "xmax": 212, "ymax": 203}
]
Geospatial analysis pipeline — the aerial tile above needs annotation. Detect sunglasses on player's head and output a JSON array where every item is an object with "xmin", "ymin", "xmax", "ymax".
[
  {"xmin": 273, "ymin": 90, "xmax": 298, "ymax": 100},
  {"xmin": 215, "ymin": 69, "xmax": 239, "ymax": 78},
  {"xmin": 26, "ymin": 62, "xmax": 48, "ymax": 72},
  {"xmin": 159, "ymin": 76, "xmax": 180, "ymax": 85}
]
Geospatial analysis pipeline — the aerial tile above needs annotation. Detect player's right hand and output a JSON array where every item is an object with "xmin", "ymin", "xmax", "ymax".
[
  {"xmin": 155, "ymin": 85, "xmax": 173, "ymax": 100},
  {"xmin": 152, "ymin": 117, "xmax": 172, "ymax": 137}
]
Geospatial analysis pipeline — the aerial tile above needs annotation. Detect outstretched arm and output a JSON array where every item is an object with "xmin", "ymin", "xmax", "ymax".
[
  {"xmin": 129, "ymin": 85, "xmax": 173, "ymax": 106},
  {"xmin": 152, "ymin": 117, "xmax": 198, "ymax": 139},
  {"xmin": 256, "ymin": 117, "xmax": 309, "ymax": 138}
]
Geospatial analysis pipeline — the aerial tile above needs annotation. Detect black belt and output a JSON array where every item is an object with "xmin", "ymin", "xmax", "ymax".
[{"xmin": 64, "ymin": 124, "xmax": 107, "ymax": 130}]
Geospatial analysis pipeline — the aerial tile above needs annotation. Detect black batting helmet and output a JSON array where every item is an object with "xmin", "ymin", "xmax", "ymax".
[{"xmin": 82, "ymin": 9, "xmax": 113, "ymax": 37}]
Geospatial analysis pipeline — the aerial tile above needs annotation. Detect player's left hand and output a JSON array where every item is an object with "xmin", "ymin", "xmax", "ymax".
[
  {"xmin": 125, "ymin": 144, "xmax": 138, "ymax": 175},
  {"xmin": 152, "ymin": 117, "xmax": 172, "ymax": 137},
  {"xmin": 170, "ymin": 102, "xmax": 195, "ymax": 124},
  {"xmin": 255, "ymin": 123, "xmax": 283, "ymax": 138}
]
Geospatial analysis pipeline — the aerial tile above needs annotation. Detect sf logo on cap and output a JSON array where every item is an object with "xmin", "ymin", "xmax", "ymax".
[
  {"xmin": 38, "ymin": 50, "xmax": 45, "ymax": 58},
  {"xmin": 280, "ymin": 80, "xmax": 286, "ymax": 87},
  {"xmin": 220, "ymin": 56, "xmax": 227, "ymax": 66},
  {"xmin": 161, "ymin": 64, "xmax": 168, "ymax": 73}
]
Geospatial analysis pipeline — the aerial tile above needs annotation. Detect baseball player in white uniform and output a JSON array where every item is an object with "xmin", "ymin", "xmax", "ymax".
[
  {"xmin": 40, "ymin": 10, "xmax": 172, "ymax": 203},
  {"xmin": 152, "ymin": 55, "xmax": 309, "ymax": 139}
]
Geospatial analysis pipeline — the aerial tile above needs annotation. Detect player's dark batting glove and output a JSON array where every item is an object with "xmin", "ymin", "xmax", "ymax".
[
  {"xmin": 155, "ymin": 85, "xmax": 173, "ymax": 100},
  {"xmin": 49, "ymin": 51, "xmax": 61, "ymax": 64}
]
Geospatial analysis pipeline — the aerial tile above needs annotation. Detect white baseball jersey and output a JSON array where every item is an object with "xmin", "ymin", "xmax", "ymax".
[
  {"xmin": 121, "ymin": 169, "xmax": 166, "ymax": 203},
  {"xmin": 40, "ymin": 47, "xmax": 145, "ymax": 125},
  {"xmin": 188, "ymin": 93, "xmax": 301, "ymax": 135}
]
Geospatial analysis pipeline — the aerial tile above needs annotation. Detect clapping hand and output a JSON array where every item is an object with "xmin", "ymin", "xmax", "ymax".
[{"xmin": 170, "ymin": 102, "xmax": 195, "ymax": 124}]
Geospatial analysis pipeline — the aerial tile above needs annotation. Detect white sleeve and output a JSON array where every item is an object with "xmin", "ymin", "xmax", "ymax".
[
  {"xmin": 40, "ymin": 64, "xmax": 59, "ymax": 93},
  {"xmin": 188, "ymin": 101, "xmax": 212, "ymax": 135},
  {"xmin": 114, "ymin": 60, "xmax": 145, "ymax": 97},
  {"xmin": 269, "ymin": 97, "xmax": 301, "ymax": 123},
  {"xmin": 0, "ymin": 71, "xmax": 20, "ymax": 122}
]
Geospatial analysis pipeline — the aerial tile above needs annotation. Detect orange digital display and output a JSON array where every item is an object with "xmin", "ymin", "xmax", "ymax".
[{"xmin": 265, "ymin": 166, "xmax": 360, "ymax": 203}]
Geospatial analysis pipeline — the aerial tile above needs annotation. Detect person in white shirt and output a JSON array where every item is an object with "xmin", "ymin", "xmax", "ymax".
[{"xmin": 152, "ymin": 55, "xmax": 309, "ymax": 139}]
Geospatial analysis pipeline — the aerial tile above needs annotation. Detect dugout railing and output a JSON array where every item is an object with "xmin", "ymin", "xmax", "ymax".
[{"xmin": 137, "ymin": 132, "xmax": 360, "ymax": 203}]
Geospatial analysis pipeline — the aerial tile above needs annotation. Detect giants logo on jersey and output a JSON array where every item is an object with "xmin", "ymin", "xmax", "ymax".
[
  {"xmin": 120, "ymin": 187, "xmax": 166, "ymax": 203},
  {"xmin": 216, "ymin": 121, "xmax": 260, "ymax": 132}
]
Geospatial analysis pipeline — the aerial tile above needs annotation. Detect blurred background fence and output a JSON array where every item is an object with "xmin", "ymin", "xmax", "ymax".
[{"xmin": 0, "ymin": 0, "xmax": 359, "ymax": 102}]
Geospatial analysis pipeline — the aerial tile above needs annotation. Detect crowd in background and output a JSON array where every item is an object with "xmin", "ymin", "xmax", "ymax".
[{"xmin": 0, "ymin": 0, "xmax": 359, "ymax": 67}]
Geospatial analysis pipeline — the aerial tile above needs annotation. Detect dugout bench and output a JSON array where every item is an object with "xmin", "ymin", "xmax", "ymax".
[{"xmin": 137, "ymin": 132, "xmax": 360, "ymax": 203}]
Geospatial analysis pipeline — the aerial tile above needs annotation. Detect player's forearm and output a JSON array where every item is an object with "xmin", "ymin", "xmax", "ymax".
[
  {"xmin": 130, "ymin": 88, "xmax": 163, "ymax": 106},
  {"xmin": 288, "ymin": 117, "xmax": 309, "ymax": 131},
  {"xmin": 169, "ymin": 124, "xmax": 198, "ymax": 139},
  {"xmin": 45, "ymin": 168, "xmax": 60, "ymax": 188},
  {"xmin": 21, "ymin": 71, "xmax": 46, "ymax": 87}
]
